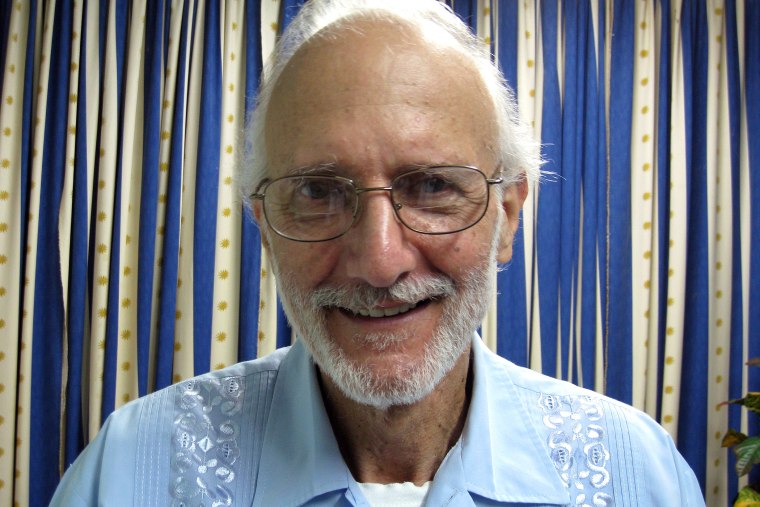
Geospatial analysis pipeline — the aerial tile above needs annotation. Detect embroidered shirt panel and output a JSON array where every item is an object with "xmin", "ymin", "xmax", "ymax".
[
  {"xmin": 536, "ymin": 393, "xmax": 615, "ymax": 507},
  {"xmin": 132, "ymin": 369, "xmax": 278, "ymax": 507}
]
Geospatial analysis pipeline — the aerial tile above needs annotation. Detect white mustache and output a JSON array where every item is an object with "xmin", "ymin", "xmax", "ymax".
[{"xmin": 310, "ymin": 274, "xmax": 456, "ymax": 310}]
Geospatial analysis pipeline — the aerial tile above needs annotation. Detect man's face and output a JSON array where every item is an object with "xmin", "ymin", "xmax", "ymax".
[{"xmin": 257, "ymin": 20, "xmax": 524, "ymax": 409}]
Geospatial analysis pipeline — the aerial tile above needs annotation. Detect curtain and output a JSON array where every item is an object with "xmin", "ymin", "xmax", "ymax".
[{"xmin": 0, "ymin": 1, "xmax": 756, "ymax": 505}]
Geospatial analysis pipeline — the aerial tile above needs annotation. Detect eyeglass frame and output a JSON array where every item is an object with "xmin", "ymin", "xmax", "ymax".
[{"xmin": 250, "ymin": 165, "xmax": 504, "ymax": 243}]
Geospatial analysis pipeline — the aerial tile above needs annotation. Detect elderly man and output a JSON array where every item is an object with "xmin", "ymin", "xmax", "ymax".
[{"xmin": 52, "ymin": 1, "xmax": 704, "ymax": 505}]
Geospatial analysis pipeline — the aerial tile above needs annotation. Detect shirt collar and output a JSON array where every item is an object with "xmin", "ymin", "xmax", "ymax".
[
  {"xmin": 426, "ymin": 334, "xmax": 569, "ymax": 505},
  {"xmin": 253, "ymin": 340, "xmax": 356, "ymax": 507},
  {"xmin": 253, "ymin": 336, "xmax": 569, "ymax": 506}
]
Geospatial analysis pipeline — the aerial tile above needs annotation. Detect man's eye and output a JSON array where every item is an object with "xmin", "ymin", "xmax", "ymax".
[
  {"xmin": 294, "ymin": 179, "xmax": 341, "ymax": 200},
  {"xmin": 419, "ymin": 176, "xmax": 451, "ymax": 194},
  {"xmin": 399, "ymin": 173, "xmax": 460, "ymax": 198}
]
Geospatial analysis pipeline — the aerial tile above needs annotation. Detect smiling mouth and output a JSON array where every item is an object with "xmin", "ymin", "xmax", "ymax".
[{"xmin": 339, "ymin": 300, "xmax": 429, "ymax": 319}]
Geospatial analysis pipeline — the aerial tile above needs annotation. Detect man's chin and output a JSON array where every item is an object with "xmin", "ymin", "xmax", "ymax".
[
  {"xmin": 324, "ymin": 369, "xmax": 440, "ymax": 411},
  {"xmin": 305, "ymin": 334, "xmax": 462, "ymax": 411}
]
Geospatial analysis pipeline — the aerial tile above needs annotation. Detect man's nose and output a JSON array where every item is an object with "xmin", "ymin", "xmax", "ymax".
[{"xmin": 342, "ymin": 191, "xmax": 418, "ymax": 288}]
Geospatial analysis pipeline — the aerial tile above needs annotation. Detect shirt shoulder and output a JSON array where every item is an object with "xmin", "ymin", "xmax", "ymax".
[
  {"xmin": 478, "ymin": 347, "xmax": 705, "ymax": 506},
  {"xmin": 50, "ymin": 347, "xmax": 292, "ymax": 506}
]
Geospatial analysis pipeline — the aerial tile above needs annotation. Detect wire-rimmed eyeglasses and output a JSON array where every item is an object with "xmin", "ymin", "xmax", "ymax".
[{"xmin": 251, "ymin": 165, "xmax": 503, "ymax": 242}]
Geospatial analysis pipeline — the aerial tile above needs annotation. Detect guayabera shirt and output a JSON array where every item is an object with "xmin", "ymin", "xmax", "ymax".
[{"xmin": 52, "ymin": 335, "xmax": 705, "ymax": 506}]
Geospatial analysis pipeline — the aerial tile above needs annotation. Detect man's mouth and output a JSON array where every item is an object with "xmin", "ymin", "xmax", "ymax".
[
  {"xmin": 338, "ymin": 300, "xmax": 430, "ymax": 319},
  {"xmin": 354, "ymin": 301, "xmax": 418, "ymax": 318}
]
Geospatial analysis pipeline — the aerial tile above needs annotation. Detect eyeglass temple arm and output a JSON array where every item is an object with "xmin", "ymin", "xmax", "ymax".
[{"xmin": 250, "ymin": 179, "xmax": 271, "ymax": 200}]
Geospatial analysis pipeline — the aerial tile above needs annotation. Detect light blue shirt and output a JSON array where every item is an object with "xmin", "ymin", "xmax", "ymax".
[{"xmin": 51, "ymin": 336, "xmax": 705, "ymax": 506}]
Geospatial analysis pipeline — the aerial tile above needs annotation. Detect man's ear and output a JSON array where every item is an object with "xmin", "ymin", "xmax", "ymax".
[
  {"xmin": 496, "ymin": 177, "xmax": 529, "ymax": 263},
  {"xmin": 252, "ymin": 201, "xmax": 270, "ymax": 250}
]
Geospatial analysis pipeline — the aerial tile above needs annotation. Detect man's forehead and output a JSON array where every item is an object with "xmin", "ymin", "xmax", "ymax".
[
  {"xmin": 271, "ymin": 17, "xmax": 475, "ymax": 101},
  {"xmin": 262, "ymin": 16, "xmax": 497, "ymax": 171}
]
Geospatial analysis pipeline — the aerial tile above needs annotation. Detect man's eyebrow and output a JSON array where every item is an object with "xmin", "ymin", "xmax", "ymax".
[
  {"xmin": 283, "ymin": 161, "xmax": 468, "ymax": 178},
  {"xmin": 286, "ymin": 162, "xmax": 340, "ymax": 176}
]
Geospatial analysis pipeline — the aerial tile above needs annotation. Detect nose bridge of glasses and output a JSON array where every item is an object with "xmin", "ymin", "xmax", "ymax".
[
  {"xmin": 353, "ymin": 184, "xmax": 403, "ymax": 218},
  {"xmin": 354, "ymin": 185, "xmax": 394, "ymax": 196}
]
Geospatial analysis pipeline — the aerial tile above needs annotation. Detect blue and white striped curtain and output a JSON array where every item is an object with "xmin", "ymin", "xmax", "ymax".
[{"xmin": 0, "ymin": 1, "xmax": 757, "ymax": 505}]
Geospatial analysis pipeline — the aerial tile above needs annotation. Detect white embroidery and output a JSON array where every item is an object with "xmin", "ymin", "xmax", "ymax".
[
  {"xmin": 539, "ymin": 394, "xmax": 614, "ymax": 507},
  {"xmin": 171, "ymin": 377, "xmax": 245, "ymax": 507}
]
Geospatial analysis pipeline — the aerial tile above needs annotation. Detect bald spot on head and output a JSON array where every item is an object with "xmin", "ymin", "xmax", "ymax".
[{"xmin": 264, "ymin": 17, "xmax": 499, "ymax": 175}]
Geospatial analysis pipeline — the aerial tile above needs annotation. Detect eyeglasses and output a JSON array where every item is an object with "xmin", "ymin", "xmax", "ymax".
[{"xmin": 251, "ymin": 165, "xmax": 503, "ymax": 242}]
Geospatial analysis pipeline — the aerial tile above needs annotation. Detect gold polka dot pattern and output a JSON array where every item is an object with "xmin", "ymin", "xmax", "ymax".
[
  {"xmin": 209, "ymin": 0, "xmax": 247, "ymax": 371},
  {"xmin": 704, "ymin": 3, "xmax": 733, "ymax": 500},
  {"xmin": 629, "ymin": 0, "xmax": 658, "ymax": 417},
  {"xmin": 5, "ymin": 1, "xmax": 55, "ymax": 505}
]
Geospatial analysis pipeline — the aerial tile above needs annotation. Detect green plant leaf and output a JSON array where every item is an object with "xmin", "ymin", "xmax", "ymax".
[
  {"xmin": 724, "ymin": 393, "xmax": 760, "ymax": 416},
  {"xmin": 734, "ymin": 436, "xmax": 760, "ymax": 477},
  {"xmin": 723, "ymin": 429, "xmax": 749, "ymax": 448},
  {"xmin": 745, "ymin": 393, "xmax": 760, "ymax": 415},
  {"xmin": 734, "ymin": 485, "xmax": 760, "ymax": 507}
]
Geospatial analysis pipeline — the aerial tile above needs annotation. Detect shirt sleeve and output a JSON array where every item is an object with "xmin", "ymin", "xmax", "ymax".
[
  {"xmin": 614, "ymin": 403, "xmax": 706, "ymax": 507},
  {"xmin": 671, "ymin": 435, "xmax": 707, "ymax": 507},
  {"xmin": 49, "ymin": 403, "xmax": 142, "ymax": 506}
]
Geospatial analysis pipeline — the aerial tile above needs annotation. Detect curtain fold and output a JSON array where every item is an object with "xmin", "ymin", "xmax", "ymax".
[
  {"xmin": 0, "ymin": 1, "xmax": 757, "ymax": 505},
  {"xmin": 741, "ymin": 0, "xmax": 760, "ymax": 492}
]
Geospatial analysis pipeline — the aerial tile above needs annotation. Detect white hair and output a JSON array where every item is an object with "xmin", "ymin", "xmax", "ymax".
[{"xmin": 239, "ymin": 0, "xmax": 542, "ymax": 207}]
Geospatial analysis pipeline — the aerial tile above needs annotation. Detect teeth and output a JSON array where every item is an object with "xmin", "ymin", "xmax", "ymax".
[{"xmin": 355, "ymin": 302, "xmax": 418, "ymax": 318}]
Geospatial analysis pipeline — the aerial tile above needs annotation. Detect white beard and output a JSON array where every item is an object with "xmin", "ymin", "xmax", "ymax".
[{"xmin": 270, "ymin": 232, "xmax": 500, "ymax": 410}]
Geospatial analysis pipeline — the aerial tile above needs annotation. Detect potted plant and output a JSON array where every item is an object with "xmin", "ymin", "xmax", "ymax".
[{"xmin": 722, "ymin": 357, "xmax": 760, "ymax": 506}]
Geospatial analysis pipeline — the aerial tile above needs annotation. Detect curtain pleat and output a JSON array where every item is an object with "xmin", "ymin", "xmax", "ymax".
[
  {"xmin": 516, "ymin": 0, "xmax": 544, "ymax": 375},
  {"xmin": 237, "ymin": 0, "xmax": 263, "ymax": 363},
  {"xmin": 193, "ymin": 0, "xmax": 221, "ymax": 375},
  {"xmin": 654, "ymin": 0, "xmax": 672, "ymax": 426},
  {"xmin": 558, "ymin": 1, "xmax": 580, "ymax": 386},
  {"xmin": 704, "ymin": 0, "xmax": 736, "ymax": 501},
  {"xmin": 606, "ymin": 0, "xmax": 635, "ymax": 405},
  {"xmin": 742, "ymin": 0, "xmax": 760, "ymax": 491},
  {"xmin": 173, "ymin": 0, "xmax": 204, "ymax": 384},
  {"xmin": 208, "ymin": 0, "xmax": 246, "ymax": 372},
  {"xmin": 93, "ymin": 0, "xmax": 128, "ymax": 439},
  {"xmin": 677, "ymin": 1, "xmax": 710, "ymax": 483},
  {"xmin": 630, "ymin": 0, "xmax": 658, "ymax": 411},
  {"xmin": 154, "ymin": 0, "xmax": 189, "ymax": 391},
  {"xmin": 134, "ymin": 0, "xmax": 165, "ymax": 397},
  {"xmin": 61, "ymin": 0, "xmax": 96, "ymax": 473},
  {"xmin": 112, "ymin": 0, "xmax": 145, "ymax": 411},
  {"xmin": 28, "ymin": 1, "xmax": 72, "ymax": 504},
  {"xmin": 723, "ymin": 0, "xmax": 744, "ymax": 501},
  {"xmin": 253, "ymin": 0, "xmax": 281, "ymax": 359},
  {"xmin": 590, "ymin": 0, "xmax": 606, "ymax": 396},
  {"xmin": 660, "ymin": 0, "xmax": 688, "ymax": 440},
  {"xmin": 1, "ymin": 1, "xmax": 758, "ymax": 505},
  {"xmin": 575, "ymin": 0, "xmax": 602, "ymax": 392},
  {"xmin": 0, "ymin": 1, "xmax": 34, "ymax": 505},
  {"xmin": 535, "ymin": 0, "xmax": 561, "ymax": 378}
]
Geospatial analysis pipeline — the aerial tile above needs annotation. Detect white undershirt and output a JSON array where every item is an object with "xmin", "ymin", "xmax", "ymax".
[{"xmin": 357, "ymin": 481, "xmax": 431, "ymax": 507}]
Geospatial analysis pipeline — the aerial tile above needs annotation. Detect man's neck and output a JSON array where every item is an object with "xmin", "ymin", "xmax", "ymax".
[{"xmin": 318, "ymin": 346, "xmax": 473, "ymax": 486}]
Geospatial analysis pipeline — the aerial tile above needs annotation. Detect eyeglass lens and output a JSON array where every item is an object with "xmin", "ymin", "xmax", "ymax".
[{"xmin": 262, "ymin": 166, "xmax": 490, "ymax": 241}]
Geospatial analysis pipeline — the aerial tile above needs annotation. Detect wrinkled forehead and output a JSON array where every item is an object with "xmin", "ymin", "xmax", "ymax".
[{"xmin": 263, "ymin": 16, "xmax": 498, "ymax": 171}]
